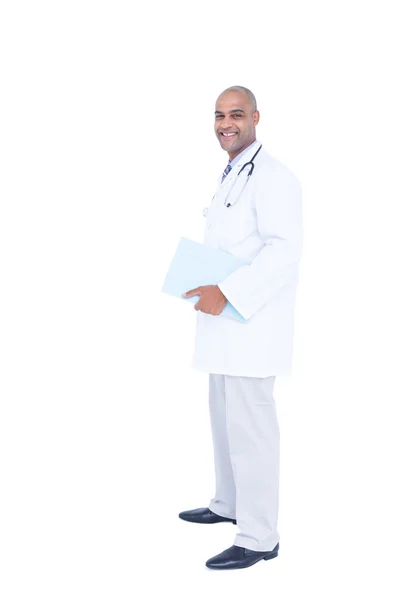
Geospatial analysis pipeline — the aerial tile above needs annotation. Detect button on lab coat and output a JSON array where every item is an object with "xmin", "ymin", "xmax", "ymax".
[{"xmin": 192, "ymin": 142, "xmax": 303, "ymax": 377}]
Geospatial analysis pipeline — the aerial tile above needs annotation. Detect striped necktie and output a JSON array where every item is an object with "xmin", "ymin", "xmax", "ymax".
[{"xmin": 221, "ymin": 163, "xmax": 232, "ymax": 182}]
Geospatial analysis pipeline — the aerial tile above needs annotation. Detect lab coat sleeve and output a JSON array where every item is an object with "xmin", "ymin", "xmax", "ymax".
[{"xmin": 217, "ymin": 163, "xmax": 303, "ymax": 320}]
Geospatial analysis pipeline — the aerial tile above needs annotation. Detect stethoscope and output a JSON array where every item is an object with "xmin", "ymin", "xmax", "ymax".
[{"xmin": 204, "ymin": 144, "xmax": 262, "ymax": 217}]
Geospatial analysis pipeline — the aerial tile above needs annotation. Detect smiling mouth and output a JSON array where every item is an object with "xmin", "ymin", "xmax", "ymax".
[{"xmin": 220, "ymin": 132, "xmax": 238, "ymax": 143}]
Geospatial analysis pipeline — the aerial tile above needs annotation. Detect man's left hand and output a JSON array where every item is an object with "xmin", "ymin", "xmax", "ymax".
[{"xmin": 183, "ymin": 285, "xmax": 228, "ymax": 316}]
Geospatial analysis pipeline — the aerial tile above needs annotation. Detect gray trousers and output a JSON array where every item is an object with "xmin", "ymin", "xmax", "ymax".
[{"xmin": 208, "ymin": 374, "xmax": 280, "ymax": 551}]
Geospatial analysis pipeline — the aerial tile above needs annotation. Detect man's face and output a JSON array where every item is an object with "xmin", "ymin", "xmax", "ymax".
[{"xmin": 214, "ymin": 91, "xmax": 259, "ymax": 160}]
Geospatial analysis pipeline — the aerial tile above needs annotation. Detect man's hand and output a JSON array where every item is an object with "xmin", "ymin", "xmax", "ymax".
[{"xmin": 183, "ymin": 285, "xmax": 228, "ymax": 316}]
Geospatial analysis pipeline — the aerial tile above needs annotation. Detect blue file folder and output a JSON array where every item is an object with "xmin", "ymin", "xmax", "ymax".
[{"xmin": 161, "ymin": 237, "xmax": 250, "ymax": 323}]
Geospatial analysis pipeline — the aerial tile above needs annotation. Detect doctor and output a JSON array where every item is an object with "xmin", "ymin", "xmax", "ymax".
[{"xmin": 180, "ymin": 86, "xmax": 303, "ymax": 570}]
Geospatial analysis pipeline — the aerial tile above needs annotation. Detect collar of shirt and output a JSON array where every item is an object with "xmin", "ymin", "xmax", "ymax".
[{"xmin": 228, "ymin": 139, "xmax": 259, "ymax": 170}]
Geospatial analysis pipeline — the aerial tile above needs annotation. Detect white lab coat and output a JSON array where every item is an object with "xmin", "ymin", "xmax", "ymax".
[{"xmin": 192, "ymin": 141, "xmax": 303, "ymax": 377}]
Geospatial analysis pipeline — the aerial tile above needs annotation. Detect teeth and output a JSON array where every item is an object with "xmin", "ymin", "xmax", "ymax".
[{"xmin": 222, "ymin": 132, "xmax": 236, "ymax": 137}]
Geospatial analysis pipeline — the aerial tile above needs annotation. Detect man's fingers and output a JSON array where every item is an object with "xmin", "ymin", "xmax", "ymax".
[
  {"xmin": 194, "ymin": 296, "xmax": 201, "ymax": 309},
  {"xmin": 183, "ymin": 287, "xmax": 202, "ymax": 298}
]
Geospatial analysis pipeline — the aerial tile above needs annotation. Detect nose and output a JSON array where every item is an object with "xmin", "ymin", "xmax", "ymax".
[{"xmin": 219, "ymin": 115, "xmax": 235, "ymax": 130}]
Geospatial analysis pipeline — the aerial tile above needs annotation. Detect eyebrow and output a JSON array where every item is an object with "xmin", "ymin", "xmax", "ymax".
[{"xmin": 215, "ymin": 109, "xmax": 245, "ymax": 115}]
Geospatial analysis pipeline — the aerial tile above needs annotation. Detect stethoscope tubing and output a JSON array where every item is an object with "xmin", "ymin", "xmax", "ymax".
[
  {"xmin": 224, "ymin": 143, "xmax": 262, "ymax": 207},
  {"xmin": 236, "ymin": 143, "xmax": 262, "ymax": 177},
  {"xmin": 204, "ymin": 143, "xmax": 263, "ymax": 215}
]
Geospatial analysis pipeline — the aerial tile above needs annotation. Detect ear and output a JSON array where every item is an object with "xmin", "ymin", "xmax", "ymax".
[{"xmin": 253, "ymin": 110, "xmax": 260, "ymax": 126}]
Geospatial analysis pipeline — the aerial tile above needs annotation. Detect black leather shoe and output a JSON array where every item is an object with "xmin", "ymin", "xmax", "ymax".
[
  {"xmin": 179, "ymin": 507, "xmax": 236, "ymax": 524},
  {"xmin": 206, "ymin": 543, "xmax": 279, "ymax": 570}
]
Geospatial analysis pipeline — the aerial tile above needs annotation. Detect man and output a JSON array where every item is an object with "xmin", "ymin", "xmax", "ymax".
[{"xmin": 180, "ymin": 86, "xmax": 303, "ymax": 570}]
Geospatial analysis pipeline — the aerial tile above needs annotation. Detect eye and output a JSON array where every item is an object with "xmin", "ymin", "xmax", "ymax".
[
  {"xmin": 233, "ymin": 114, "xmax": 242, "ymax": 118},
  {"xmin": 215, "ymin": 115, "xmax": 223, "ymax": 119}
]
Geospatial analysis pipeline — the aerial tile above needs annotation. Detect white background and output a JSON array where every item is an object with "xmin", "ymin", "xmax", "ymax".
[{"xmin": 1, "ymin": 1, "xmax": 400, "ymax": 598}]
